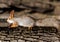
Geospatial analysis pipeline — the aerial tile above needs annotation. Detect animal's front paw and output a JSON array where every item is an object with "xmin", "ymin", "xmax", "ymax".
[{"xmin": 9, "ymin": 22, "xmax": 18, "ymax": 28}]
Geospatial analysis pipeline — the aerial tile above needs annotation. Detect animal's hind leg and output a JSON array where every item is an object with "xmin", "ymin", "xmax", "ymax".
[{"xmin": 28, "ymin": 27, "xmax": 32, "ymax": 30}]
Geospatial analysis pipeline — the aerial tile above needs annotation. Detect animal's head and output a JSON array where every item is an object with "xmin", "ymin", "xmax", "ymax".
[
  {"xmin": 9, "ymin": 10, "xmax": 14, "ymax": 19},
  {"xmin": 7, "ymin": 10, "xmax": 14, "ymax": 23},
  {"xmin": 7, "ymin": 10, "xmax": 18, "ymax": 28}
]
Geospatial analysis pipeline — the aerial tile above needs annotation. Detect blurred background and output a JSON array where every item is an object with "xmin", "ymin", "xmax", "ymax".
[{"xmin": 0, "ymin": 0, "xmax": 60, "ymax": 42}]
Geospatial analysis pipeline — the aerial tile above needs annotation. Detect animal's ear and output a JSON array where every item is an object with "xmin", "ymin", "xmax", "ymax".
[{"xmin": 9, "ymin": 10, "xmax": 14, "ymax": 19}]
